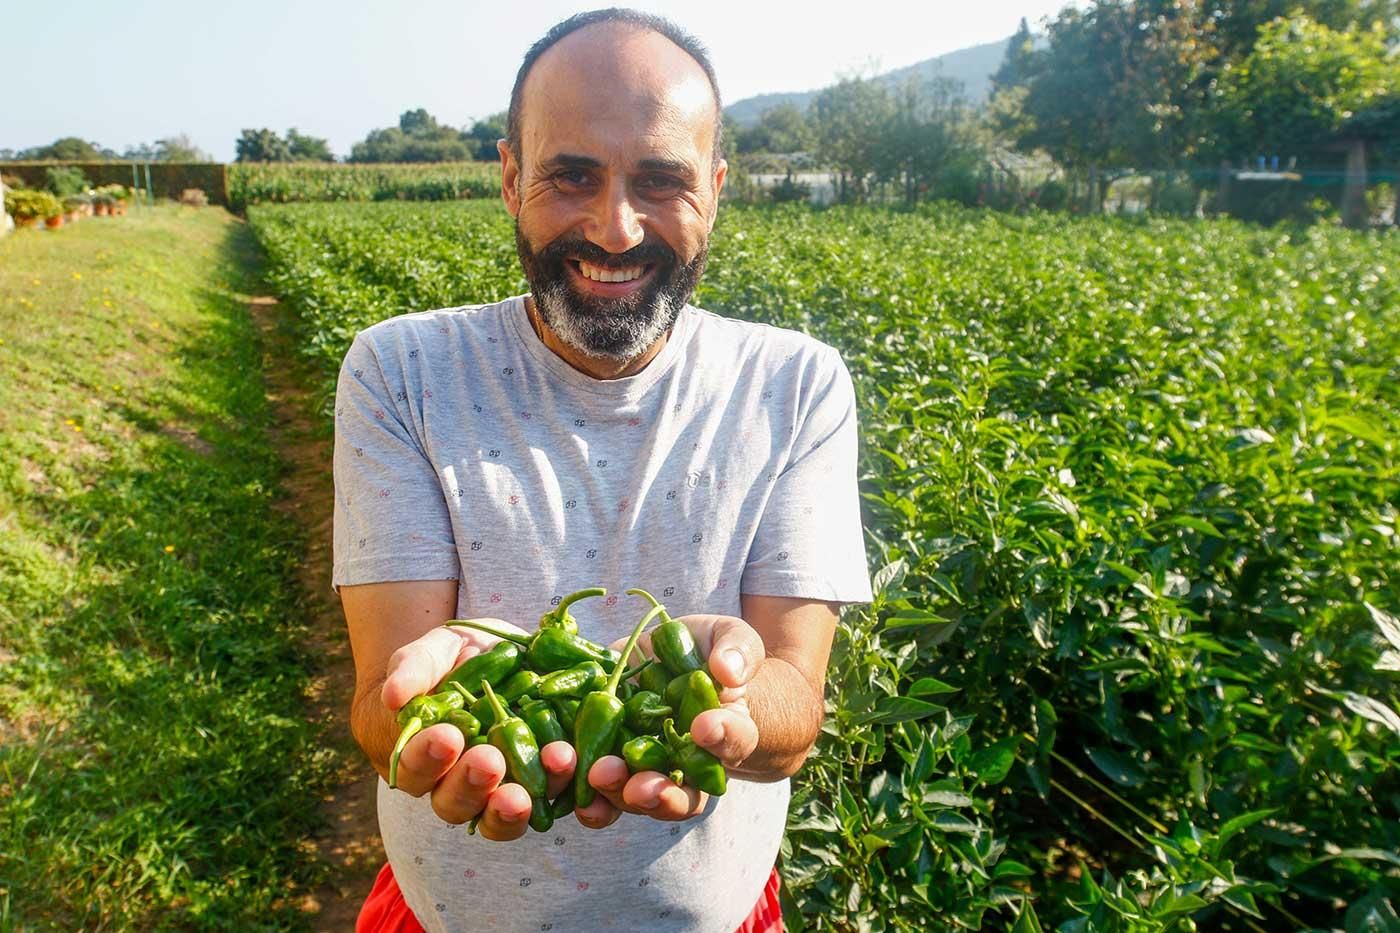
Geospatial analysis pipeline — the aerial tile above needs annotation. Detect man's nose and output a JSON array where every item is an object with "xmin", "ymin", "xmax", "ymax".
[{"xmin": 583, "ymin": 179, "xmax": 645, "ymax": 256}]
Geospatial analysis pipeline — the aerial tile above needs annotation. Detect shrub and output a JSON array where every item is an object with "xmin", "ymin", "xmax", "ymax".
[
  {"xmin": 768, "ymin": 172, "xmax": 811, "ymax": 204},
  {"xmin": 44, "ymin": 166, "xmax": 89, "ymax": 198},
  {"xmin": 180, "ymin": 188, "xmax": 209, "ymax": 207},
  {"xmin": 5, "ymin": 188, "xmax": 61, "ymax": 222}
]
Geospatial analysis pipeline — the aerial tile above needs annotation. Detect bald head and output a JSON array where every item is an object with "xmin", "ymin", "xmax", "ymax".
[{"xmin": 506, "ymin": 10, "xmax": 724, "ymax": 169}]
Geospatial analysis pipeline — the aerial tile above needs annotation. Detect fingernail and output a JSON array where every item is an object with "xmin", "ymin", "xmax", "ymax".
[
  {"xmin": 468, "ymin": 769, "xmax": 495, "ymax": 786},
  {"xmin": 502, "ymin": 808, "xmax": 525, "ymax": 822},
  {"xmin": 724, "ymin": 649, "xmax": 745, "ymax": 675},
  {"xmin": 428, "ymin": 741, "xmax": 454, "ymax": 762}
]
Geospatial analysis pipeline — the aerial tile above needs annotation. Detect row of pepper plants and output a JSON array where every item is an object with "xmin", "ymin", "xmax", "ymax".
[
  {"xmin": 249, "ymin": 200, "xmax": 1400, "ymax": 931},
  {"xmin": 227, "ymin": 161, "xmax": 499, "ymax": 213}
]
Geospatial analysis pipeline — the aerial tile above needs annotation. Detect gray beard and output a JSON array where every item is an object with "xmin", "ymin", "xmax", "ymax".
[{"xmin": 532, "ymin": 277, "xmax": 686, "ymax": 363}]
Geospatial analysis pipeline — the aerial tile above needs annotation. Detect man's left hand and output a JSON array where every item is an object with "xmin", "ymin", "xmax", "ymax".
[{"xmin": 579, "ymin": 614, "xmax": 764, "ymax": 827}]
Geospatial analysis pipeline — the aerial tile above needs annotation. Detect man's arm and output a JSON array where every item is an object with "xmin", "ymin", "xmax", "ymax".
[
  {"xmin": 716, "ymin": 593, "xmax": 837, "ymax": 780},
  {"xmin": 341, "ymin": 579, "xmax": 459, "ymax": 779}
]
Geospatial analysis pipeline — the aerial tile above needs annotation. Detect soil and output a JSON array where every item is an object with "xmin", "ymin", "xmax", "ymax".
[{"xmin": 249, "ymin": 294, "xmax": 383, "ymax": 930}]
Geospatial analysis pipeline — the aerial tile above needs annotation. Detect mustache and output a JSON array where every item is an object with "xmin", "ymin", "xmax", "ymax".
[{"xmin": 536, "ymin": 235, "xmax": 676, "ymax": 269}]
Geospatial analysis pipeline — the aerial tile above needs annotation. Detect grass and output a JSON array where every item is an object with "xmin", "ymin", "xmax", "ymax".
[{"xmin": 0, "ymin": 205, "xmax": 336, "ymax": 930}]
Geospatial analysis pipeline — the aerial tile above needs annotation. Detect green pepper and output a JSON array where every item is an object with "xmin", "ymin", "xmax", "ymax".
[
  {"xmin": 539, "ymin": 587, "xmax": 606, "ymax": 635},
  {"xmin": 498, "ymin": 669, "xmax": 542, "ymax": 703},
  {"xmin": 663, "ymin": 718, "xmax": 727, "ymax": 796},
  {"xmin": 638, "ymin": 661, "xmax": 672, "ymax": 696},
  {"xmin": 626, "ymin": 587, "xmax": 704, "ymax": 676},
  {"xmin": 439, "ymin": 641, "xmax": 522, "ymax": 694},
  {"xmin": 538, "ymin": 661, "xmax": 608, "ymax": 699},
  {"xmin": 677, "ymin": 670, "xmax": 722, "ymax": 732},
  {"xmin": 447, "ymin": 620, "xmax": 620, "ymax": 673},
  {"xmin": 550, "ymin": 696, "xmax": 581, "ymax": 730},
  {"xmin": 442, "ymin": 708, "xmax": 482, "ymax": 739},
  {"xmin": 664, "ymin": 672, "xmax": 688, "ymax": 710},
  {"xmin": 470, "ymin": 694, "xmax": 498, "ymax": 733},
  {"xmin": 481, "ymin": 679, "xmax": 553, "ymax": 833},
  {"xmin": 622, "ymin": 734, "xmax": 672, "ymax": 774},
  {"xmin": 623, "ymin": 691, "xmax": 673, "ymax": 733},
  {"xmin": 518, "ymin": 698, "xmax": 566, "ymax": 746},
  {"xmin": 388, "ymin": 688, "xmax": 468, "ymax": 789},
  {"xmin": 573, "ymin": 601, "xmax": 668, "ymax": 809},
  {"xmin": 470, "ymin": 734, "xmax": 491, "ymax": 747}
]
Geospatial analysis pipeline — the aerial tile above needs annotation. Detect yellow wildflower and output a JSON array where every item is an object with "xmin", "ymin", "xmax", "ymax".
[{"xmin": 164, "ymin": 545, "xmax": 175, "ymax": 553}]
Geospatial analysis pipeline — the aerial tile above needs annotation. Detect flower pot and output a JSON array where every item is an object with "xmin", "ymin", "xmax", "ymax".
[
  {"xmin": 95, "ymin": 203, "xmax": 110, "ymax": 216},
  {"xmin": 45, "ymin": 215, "xmax": 63, "ymax": 229},
  {"xmin": 113, "ymin": 202, "xmax": 127, "ymax": 216},
  {"xmin": 16, "ymin": 216, "xmax": 38, "ymax": 228}
]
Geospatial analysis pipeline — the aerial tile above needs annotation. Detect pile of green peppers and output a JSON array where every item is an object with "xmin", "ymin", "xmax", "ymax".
[{"xmin": 386, "ymin": 587, "xmax": 729, "ymax": 834}]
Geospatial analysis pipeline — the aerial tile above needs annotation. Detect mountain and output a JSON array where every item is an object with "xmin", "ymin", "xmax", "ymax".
[{"xmin": 724, "ymin": 36, "xmax": 1015, "ymax": 126}]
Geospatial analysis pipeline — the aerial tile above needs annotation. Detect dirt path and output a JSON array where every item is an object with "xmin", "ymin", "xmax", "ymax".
[{"xmin": 249, "ymin": 294, "xmax": 383, "ymax": 931}]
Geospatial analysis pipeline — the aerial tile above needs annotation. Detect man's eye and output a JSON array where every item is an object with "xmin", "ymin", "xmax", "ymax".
[
  {"xmin": 555, "ymin": 170, "xmax": 590, "ymax": 187},
  {"xmin": 639, "ymin": 174, "xmax": 681, "ymax": 192}
]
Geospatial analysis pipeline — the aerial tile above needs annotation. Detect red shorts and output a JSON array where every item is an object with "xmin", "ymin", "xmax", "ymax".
[{"xmin": 356, "ymin": 860, "xmax": 784, "ymax": 933}]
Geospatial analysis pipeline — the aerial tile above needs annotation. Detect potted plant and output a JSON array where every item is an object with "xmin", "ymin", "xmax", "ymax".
[
  {"xmin": 92, "ymin": 193, "xmax": 116, "ymax": 216},
  {"xmin": 63, "ymin": 194, "xmax": 89, "ymax": 223},
  {"xmin": 4, "ymin": 189, "xmax": 61, "ymax": 229}
]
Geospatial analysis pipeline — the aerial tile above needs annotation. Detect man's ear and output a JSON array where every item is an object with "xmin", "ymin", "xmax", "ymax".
[
  {"xmin": 708, "ymin": 158, "xmax": 728, "ymax": 232},
  {"xmin": 498, "ymin": 139, "xmax": 521, "ymax": 217}
]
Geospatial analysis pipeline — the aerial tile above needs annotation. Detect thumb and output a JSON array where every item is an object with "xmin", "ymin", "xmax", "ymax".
[
  {"xmin": 382, "ymin": 627, "xmax": 478, "ymax": 711},
  {"xmin": 706, "ymin": 617, "xmax": 765, "ymax": 690}
]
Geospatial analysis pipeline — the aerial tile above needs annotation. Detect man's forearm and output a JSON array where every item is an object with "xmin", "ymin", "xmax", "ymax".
[
  {"xmin": 350, "ymin": 682, "xmax": 399, "ymax": 782},
  {"xmin": 730, "ymin": 656, "xmax": 825, "ymax": 781}
]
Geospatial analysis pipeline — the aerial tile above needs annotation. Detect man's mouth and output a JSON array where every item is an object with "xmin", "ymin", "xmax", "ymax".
[{"xmin": 566, "ymin": 259, "xmax": 657, "ymax": 296}]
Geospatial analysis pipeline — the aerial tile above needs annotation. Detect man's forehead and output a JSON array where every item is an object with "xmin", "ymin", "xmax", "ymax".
[{"xmin": 519, "ymin": 23, "xmax": 716, "ymax": 158}]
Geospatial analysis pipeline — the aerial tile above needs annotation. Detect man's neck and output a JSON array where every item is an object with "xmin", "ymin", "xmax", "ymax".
[{"xmin": 524, "ymin": 295, "xmax": 671, "ymax": 381}]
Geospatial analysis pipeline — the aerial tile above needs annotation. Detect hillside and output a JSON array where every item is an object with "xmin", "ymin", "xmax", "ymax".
[{"xmin": 724, "ymin": 35, "xmax": 1013, "ymax": 125}]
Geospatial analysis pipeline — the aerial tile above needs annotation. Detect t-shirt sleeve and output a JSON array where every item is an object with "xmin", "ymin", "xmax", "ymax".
[
  {"xmin": 331, "ymin": 331, "xmax": 461, "ymax": 591},
  {"xmin": 742, "ymin": 347, "xmax": 873, "ymax": 604}
]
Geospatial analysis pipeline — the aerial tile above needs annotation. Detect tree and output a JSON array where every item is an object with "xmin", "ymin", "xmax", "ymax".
[
  {"xmin": 812, "ymin": 76, "xmax": 893, "ymax": 201},
  {"xmin": 1213, "ymin": 15, "xmax": 1397, "ymax": 156},
  {"xmin": 992, "ymin": 17, "xmax": 1037, "ymax": 93},
  {"xmin": 154, "ymin": 134, "xmax": 212, "ymax": 162},
  {"xmin": 464, "ymin": 112, "xmax": 508, "ymax": 161},
  {"xmin": 995, "ymin": 1, "xmax": 1218, "ymax": 210},
  {"xmin": 735, "ymin": 103, "xmax": 815, "ymax": 155},
  {"xmin": 19, "ymin": 137, "xmax": 105, "ymax": 160},
  {"xmin": 287, "ymin": 128, "xmax": 334, "ymax": 161},
  {"xmin": 878, "ymin": 74, "xmax": 982, "ymax": 205},
  {"xmin": 236, "ymin": 128, "xmax": 293, "ymax": 163},
  {"xmin": 349, "ymin": 109, "xmax": 473, "ymax": 163}
]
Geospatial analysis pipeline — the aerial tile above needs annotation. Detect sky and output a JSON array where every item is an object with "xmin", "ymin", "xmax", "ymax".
[{"xmin": 9, "ymin": 1, "xmax": 1071, "ymax": 162}]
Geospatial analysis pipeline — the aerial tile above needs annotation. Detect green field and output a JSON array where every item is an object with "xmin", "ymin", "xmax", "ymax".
[
  {"xmin": 250, "ymin": 199, "xmax": 1400, "ymax": 930},
  {"xmin": 227, "ymin": 161, "xmax": 500, "ymax": 213},
  {"xmin": 3, "ymin": 199, "xmax": 1395, "ymax": 930},
  {"xmin": 0, "ymin": 207, "xmax": 338, "ymax": 929}
]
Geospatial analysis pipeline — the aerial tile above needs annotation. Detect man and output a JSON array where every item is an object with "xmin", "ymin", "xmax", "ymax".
[{"xmin": 333, "ymin": 9, "xmax": 871, "ymax": 932}]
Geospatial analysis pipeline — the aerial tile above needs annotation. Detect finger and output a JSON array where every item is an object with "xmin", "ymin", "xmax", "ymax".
[
  {"xmin": 395, "ymin": 722, "xmax": 468, "ymax": 797},
  {"xmin": 575, "ymin": 793, "xmax": 621, "ymax": 830},
  {"xmin": 477, "ymin": 782, "xmax": 534, "ymax": 841},
  {"xmin": 622, "ymin": 771, "xmax": 707, "ymax": 820},
  {"xmin": 690, "ymin": 707, "xmax": 759, "ymax": 769},
  {"xmin": 588, "ymin": 755, "xmax": 645, "ymax": 816},
  {"xmin": 541, "ymin": 741, "xmax": 577, "ymax": 800},
  {"xmin": 705, "ymin": 617, "xmax": 765, "ymax": 689},
  {"xmin": 382, "ymin": 627, "xmax": 480, "ymax": 711},
  {"xmin": 428, "ymin": 742, "xmax": 507, "ymax": 823}
]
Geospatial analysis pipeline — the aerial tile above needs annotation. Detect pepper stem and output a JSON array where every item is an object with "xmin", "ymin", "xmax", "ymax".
[
  {"xmin": 388, "ymin": 717, "xmax": 424, "ymax": 789},
  {"xmin": 553, "ymin": 587, "xmax": 606, "ymax": 616},
  {"xmin": 443, "ymin": 619, "xmax": 532, "ymax": 647},
  {"xmin": 620, "ymin": 658, "xmax": 655, "ymax": 681},
  {"xmin": 446, "ymin": 681, "xmax": 477, "ymax": 704},
  {"xmin": 606, "ymin": 604, "xmax": 666, "ymax": 697},
  {"xmin": 662, "ymin": 717, "xmax": 683, "ymax": 750},
  {"xmin": 481, "ymin": 678, "xmax": 510, "ymax": 723},
  {"xmin": 625, "ymin": 587, "xmax": 675, "ymax": 623}
]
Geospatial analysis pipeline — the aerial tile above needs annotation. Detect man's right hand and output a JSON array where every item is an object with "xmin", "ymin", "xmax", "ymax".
[{"xmin": 379, "ymin": 622, "xmax": 577, "ymax": 841}]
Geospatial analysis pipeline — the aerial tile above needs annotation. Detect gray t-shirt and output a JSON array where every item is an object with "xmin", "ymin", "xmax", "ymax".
[{"xmin": 332, "ymin": 294, "xmax": 872, "ymax": 933}]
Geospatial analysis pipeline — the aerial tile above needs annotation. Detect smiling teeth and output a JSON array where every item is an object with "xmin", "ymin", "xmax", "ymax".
[{"xmin": 579, "ymin": 261, "xmax": 644, "ymax": 283}]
